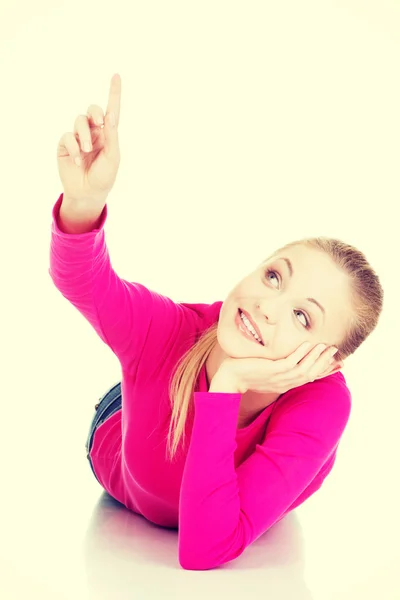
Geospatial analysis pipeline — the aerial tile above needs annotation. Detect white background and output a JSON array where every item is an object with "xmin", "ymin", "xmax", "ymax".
[{"xmin": 0, "ymin": 1, "xmax": 399, "ymax": 598}]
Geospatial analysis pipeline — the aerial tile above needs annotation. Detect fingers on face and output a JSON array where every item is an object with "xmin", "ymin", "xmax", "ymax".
[{"xmin": 301, "ymin": 345, "xmax": 337, "ymax": 378}]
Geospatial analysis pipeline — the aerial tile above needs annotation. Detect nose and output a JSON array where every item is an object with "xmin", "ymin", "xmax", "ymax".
[
  {"xmin": 255, "ymin": 300, "xmax": 283, "ymax": 331},
  {"xmin": 255, "ymin": 307, "xmax": 279, "ymax": 349},
  {"xmin": 257, "ymin": 305, "xmax": 277, "ymax": 325}
]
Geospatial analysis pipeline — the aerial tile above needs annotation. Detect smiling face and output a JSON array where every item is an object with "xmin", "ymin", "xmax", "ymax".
[{"xmin": 215, "ymin": 244, "xmax": 353, "ymax": 363}]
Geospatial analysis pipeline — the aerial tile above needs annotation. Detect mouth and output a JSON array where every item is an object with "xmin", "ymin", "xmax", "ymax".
[{"xmin": 237, "ymin": 308, "xmax": 265, "ymax": 346}]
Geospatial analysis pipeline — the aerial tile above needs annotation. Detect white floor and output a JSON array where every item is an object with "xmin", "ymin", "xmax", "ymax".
[
  {"xmin": 1, "ymin": 358, "xmax": 399, "ymax": 599},
  {"xmin": 2, "ymin": 1, "xmax": 400, "ymax": 598}
]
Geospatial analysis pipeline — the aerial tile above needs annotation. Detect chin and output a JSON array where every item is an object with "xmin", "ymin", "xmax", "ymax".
[{"xmin": 218, "ymin": 329, "xmax": 266, "ymax": 359}]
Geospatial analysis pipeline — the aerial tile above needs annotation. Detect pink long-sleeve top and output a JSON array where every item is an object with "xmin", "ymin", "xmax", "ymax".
[{"xmin": 49, "ymin": 193, "xmax": 352, "ymax": 570}]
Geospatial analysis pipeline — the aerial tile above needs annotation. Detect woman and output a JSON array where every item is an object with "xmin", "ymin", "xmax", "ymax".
[{"xmin": 50, "ymin": 74, "xmax": 384, "ymax": 571}]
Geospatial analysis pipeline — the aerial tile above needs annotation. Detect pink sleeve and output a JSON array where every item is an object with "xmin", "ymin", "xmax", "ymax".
[
  {"xmin": 178, "ymin": 379, "xmax": 351, "ymax": 570},
  {"xmin": 48, "ymin": 193, "xmax": 183, "ymax": 372}
]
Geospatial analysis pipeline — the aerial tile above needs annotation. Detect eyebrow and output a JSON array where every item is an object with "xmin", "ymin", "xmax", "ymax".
[{"xmin": 279, "ymin": 257, "xmax": 326, "ymax": 319}]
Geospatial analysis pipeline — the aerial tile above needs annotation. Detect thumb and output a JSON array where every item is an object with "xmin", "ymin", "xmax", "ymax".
[{"xmin": 103, "ymin": 111, "xmax": 119, "ymax": 159}]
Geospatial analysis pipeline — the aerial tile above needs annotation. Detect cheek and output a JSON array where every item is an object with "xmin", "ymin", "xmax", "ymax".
[{"xmin": 274, "ymin": 335, "xmax": 309, "ymax": 362}]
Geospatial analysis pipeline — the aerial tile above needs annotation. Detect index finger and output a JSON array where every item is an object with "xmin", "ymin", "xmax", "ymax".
[{"xmin": 106, "ymin": 73, "xmax": 121, "ymax": 125}]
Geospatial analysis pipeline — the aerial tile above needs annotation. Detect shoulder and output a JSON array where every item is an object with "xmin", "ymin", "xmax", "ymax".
[{"xmin": 270, "ymin": 372, "xmax": 352, "ymax": 435}]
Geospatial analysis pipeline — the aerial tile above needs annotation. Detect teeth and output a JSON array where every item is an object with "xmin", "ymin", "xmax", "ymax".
[{"xmin": 240, "ymin": 311, "xmax": 262, "ymax": 343}]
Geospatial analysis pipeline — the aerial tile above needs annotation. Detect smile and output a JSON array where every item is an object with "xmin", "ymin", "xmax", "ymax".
[{"xmin": 235, "ymin": 309, "xmax": 264, "ymax": 345}]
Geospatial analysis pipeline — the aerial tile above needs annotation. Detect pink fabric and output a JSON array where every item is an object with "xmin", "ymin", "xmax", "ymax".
[{"xmin": 49, "ymin": 193, "xmax": 352, "ymax": 570}]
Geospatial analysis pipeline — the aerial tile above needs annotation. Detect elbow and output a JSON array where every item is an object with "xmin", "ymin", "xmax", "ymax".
[
  {"xmin": 179, "ymin": 557, "xmax": 216, "ymax": 571},
  {"xmin": 178, "ymin": 550, "xmax": 219, "ymax": 571}
]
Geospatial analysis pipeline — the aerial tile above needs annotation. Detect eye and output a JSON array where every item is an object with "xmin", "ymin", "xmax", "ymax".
[
  {"xmin": 264, "ymin": 269, "xmax": 311, "ymax": 329},
  {"xmin": 265, "ymin": 269, "xmax": 280, "ymax": 286}
]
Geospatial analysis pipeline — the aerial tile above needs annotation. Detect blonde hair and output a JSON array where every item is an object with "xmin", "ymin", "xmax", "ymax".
[{"xmin": 165, "ymin": 237, "xmax": 384, "ymax": 462}]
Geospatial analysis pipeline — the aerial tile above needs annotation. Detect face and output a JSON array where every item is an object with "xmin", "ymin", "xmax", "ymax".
[{"xmin": 215, "ymin": 245, "xmax": 353, "ymax": 363}]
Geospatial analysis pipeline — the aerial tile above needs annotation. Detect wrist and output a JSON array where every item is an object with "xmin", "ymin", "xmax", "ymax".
[
  {"xmin": 59, "ymin": 196, "xmax": 105, "ymax": 234},
  {"xmin": 209, "ymin": 366, "xmax": 241, "ymax": 394}
]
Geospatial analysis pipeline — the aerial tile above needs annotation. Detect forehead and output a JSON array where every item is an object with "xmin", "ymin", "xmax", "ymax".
[
  {"xmin": 272, "ymin": 246, "xmax": 341, "ymax": 276},
  {"xmin": 268, "ymin": 248, "xmax": 352, "ymax": 307}
]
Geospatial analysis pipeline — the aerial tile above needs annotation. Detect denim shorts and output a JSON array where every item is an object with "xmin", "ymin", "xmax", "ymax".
[{"xmin": 85, "ymin": 381, "xmax": 122, "ymax": 483}]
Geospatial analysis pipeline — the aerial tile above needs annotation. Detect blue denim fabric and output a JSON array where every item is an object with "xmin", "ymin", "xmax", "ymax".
[{"xmin": 85, "ymin": 382, "xmax": 122, "ymax": 483}]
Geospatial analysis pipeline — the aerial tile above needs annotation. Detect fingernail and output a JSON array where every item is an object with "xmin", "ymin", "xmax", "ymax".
[{"xmin": 330, "ymin": 347, "xmax": 338, "ymax": 356}]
